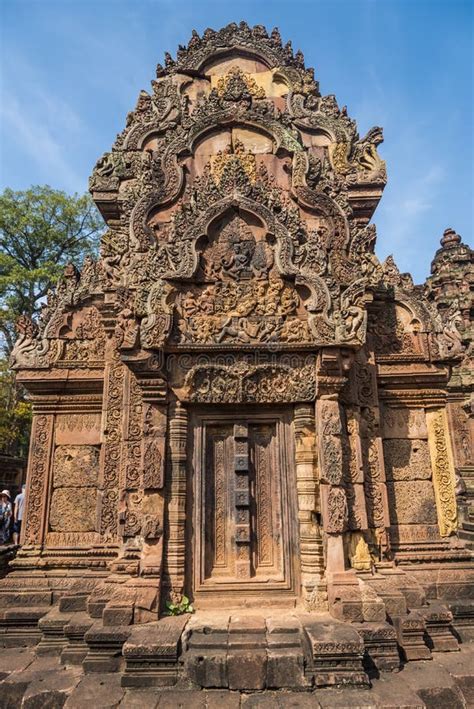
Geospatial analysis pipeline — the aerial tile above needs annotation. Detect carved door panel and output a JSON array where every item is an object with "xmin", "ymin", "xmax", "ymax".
[{"xmin": 190, "ymin": 409, "xmax": 297, "ymax": 601}]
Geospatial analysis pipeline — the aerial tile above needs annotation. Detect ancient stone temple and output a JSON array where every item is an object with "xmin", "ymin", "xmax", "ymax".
[{"xmin": 2, "ymin": 22, "xmax": 473, "ymax": 691}]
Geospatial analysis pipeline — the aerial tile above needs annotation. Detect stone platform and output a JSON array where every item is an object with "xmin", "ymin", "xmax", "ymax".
[{"xmin": 0, "ymin": 640, "xmax": 472, "ymax": 708}]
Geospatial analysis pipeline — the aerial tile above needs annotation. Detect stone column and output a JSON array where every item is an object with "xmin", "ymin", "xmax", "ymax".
[
  {"xmin": 316, "ymin": 351, "xmax": 349, "ymax": 575},
  {"xmin": 163, "ymin": 400, "xmax": 188, "ymax": 600},
  {"xmin": 294, "ymin": 403, "xmax": 324, "ymax": 604}
]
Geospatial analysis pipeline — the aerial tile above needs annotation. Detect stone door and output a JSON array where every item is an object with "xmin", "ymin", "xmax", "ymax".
[{"xmin": 189, "ymin": 408, "xmax": 297, "ymax": 604}]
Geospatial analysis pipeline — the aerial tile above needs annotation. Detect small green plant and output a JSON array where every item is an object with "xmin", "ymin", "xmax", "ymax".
[{"xmin": 164, "ymin": 595, "xmax": 194, "ymax": 616}]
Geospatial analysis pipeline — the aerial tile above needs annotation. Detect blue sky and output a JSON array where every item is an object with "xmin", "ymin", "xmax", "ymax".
[{"xmin": 1, "ymin": 0, "xmax": 472, "ymax": 282}]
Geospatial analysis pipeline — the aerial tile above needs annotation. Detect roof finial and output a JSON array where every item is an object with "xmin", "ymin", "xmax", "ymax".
[{"xmin": 440, "ymin": 227, "xmax": 461, "ymax": 248}]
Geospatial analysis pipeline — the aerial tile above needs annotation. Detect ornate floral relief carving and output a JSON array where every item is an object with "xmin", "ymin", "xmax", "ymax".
[
  {"xmin": 142, "ymin": 404, "xmax": 167, "ymax": 490},
  {"xmin": 383, "ymin": 439, "xmax": 432, "ymax": 481},
  {"xmin": 361, "ymin": 408, "xmax": 386, "ymax": 530},
  {"xmin": 386, "ymin": 480, "xmax": 437, "ymax": 526},
  {"xmin": 123, "ymin": 372, "xmax": 144, "ymax": 491},
  {"xmin": 11, "ymin": 260, "xmax": 105, "ymax": 370},
  {"xmin": 23, "ymin": 415, "xmax": 54, "ymax": 545},
  {"xmin": 185, "ymin": 359, "xmax": 316, "ymax": 403},
  {"xmin": 426, "ymin": 409, "xmax": 458, "ymax": 536},
  {"xmin": 52, "ymin": 445, "xmax": 100, "ymax": 488},
  {"xmin": 123, "ymin": 490, "xmax": 144, "ymax": 537},
  {"xmin": 156, "ymin": 23, "xmax": 313, "ymax": 80},
  {"xmin": 211, "ymin": 139, "xmax": 257, "ymax": 186},
  {"xmin": 55, "ymin": 413, "xmax": 100, "ymax": 440},
  {"xmin": 329, "ymin": 142, "xmax": 350, "ymax": 174},
  {"xmin": 215, "ymin": 66, "xmax": 266, "ymax": 101},
  {"xmin": 49, "ymin": 488, "xmax": 97, "ymax": 533},
  {"xmin": 326, "ymin": 487, "xmax": 348, "ymax": 534},
  {"xmin": 100, "ymin": 353, "xmax": 125, "ymax": 538}
]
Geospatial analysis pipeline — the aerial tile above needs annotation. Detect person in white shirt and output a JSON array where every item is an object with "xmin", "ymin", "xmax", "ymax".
[
  {"xmin": 0, "ymin": 490, "xmax": 12, "ymax": 545},
  {"xmin": 13, "ymin": 484, "xmax": 25, "ymax": 545}
]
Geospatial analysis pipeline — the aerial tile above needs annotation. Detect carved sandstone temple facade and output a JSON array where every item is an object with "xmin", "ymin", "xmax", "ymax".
[{"xmin": 2, "ymin": 23, "xmax": 473, "ymax": 688}]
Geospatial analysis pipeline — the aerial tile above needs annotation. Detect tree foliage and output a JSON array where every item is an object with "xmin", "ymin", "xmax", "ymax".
[
  {"xmin": 0, "ymin": 360, "xmax": 31, "ymax": 456},
  {"xmin": 0, "ymin": 185, "xmax": 104, "ymax": 356}
]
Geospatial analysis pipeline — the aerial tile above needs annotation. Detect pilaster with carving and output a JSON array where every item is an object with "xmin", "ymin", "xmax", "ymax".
[
  {"xmin": 294, "ymin": 403, "xmax": 324, "ymax": 604},
  {"xmin": 316, "ymin": 351, "xmax": 349, "ymax": 574},
  {"xmin": 99, "ymin": 349, "xmax": 125, "ymax": 540},
  {"xmin": 163, "ymin": 400, "xmax": 188, "ymax": 600},
  {"xmin": 22, "ymin": 414, "xmax": 55, "ymax": 547},
  {"xmin": 426, "ymin": 407, "xmax": 458, "ymax": 537}
]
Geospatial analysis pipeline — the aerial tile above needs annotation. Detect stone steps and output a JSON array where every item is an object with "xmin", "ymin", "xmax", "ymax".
[
  {"xmin": 0, "ymin": 565, "xmax": 472, "ymax": 695},
  {"xmin": 1, "ymin": 643, "xmax": 473, "ymax": 708},
  {"xmin": 0, "ymin": 606, "xmax": 50, "ymax": 648}
]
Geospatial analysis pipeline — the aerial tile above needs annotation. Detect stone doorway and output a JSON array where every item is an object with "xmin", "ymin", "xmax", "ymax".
[{"xmin": 188, "ymin": 407, "xmax": 298, "ymax": 607}]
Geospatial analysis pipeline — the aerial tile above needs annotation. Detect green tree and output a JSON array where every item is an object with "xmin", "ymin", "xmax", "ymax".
[
  {"xmin": 0, "ymin": 185, "xmax": 104, "ymax": 356},
  {"xmin": 0, "ymin": 185, "xmax": 104, "ymax": 456},
  {"xmin": 0, "ymin": 360, "xmax": 31, "ymax": 456}
]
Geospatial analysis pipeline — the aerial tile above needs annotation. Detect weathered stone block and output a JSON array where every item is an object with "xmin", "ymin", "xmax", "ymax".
[
  {"xmin": 52, "ymin": 445, "xmax": 99, "ymax": 488},
  {"xmin": 102, "ymin": 603, "xmax": 134, "ymax": 627},
  {"xmin": 303, "ymin": 616, "xmax": 369, "ymax": 687},
  {"xmin": 392, "ymin": 611, "xmax": 431, "ymax": 661},
  {"xmin": 354, "ymin": 621, "xmax": 400, "ymax": 673},
  {"xmin": 49, "ymin": 488, "xmax": 97, "ymax": 532},
  {"xmin": 185, "ymin": 649, "xmax": 228, "ymax": 688},
  {"xmin": 266, "ymin": 648, "xmax": 307, "ymax": 689},
  {"xmin": 382, "ymin": 407, "xmax": 428, "ymax": 440},
  {"xmin": 386, "ymin": 481, "xmax": 437, "ymax": 525},
  {"xmin": 227, "ymin": 650, "xmax": 267, "ymax": 690},
  {"xmin": 121, "ymin": 616, "xmax": 189, "ymax": 687},
  {"xmin": 383, "ymin": 439, "xmax": 432, "ymax": 481}
]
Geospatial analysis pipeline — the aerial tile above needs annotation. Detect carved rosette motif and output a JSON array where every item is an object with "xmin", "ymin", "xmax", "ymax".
[{"xmin": 426, "ymin": 409, "xmax": 458, "ymax": 536}]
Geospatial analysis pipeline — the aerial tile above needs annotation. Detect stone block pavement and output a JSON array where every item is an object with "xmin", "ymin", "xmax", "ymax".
[{"xmin": 0, "ymin": 641, "xmax": 472, "ymax": 708}]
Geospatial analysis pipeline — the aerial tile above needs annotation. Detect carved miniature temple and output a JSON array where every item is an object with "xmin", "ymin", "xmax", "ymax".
[{"xmin": 2, "ymin": 23, "xmax": 473, "ymax": 689}]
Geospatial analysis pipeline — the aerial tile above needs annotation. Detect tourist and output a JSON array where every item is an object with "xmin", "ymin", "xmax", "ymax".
[
  {"xmin": 13, "ymin": 484, "xmax": 26, "ymax": 545},
  {"xmin": 0, "ymin": 490, "xmax": 12, "ymax": 545}
]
